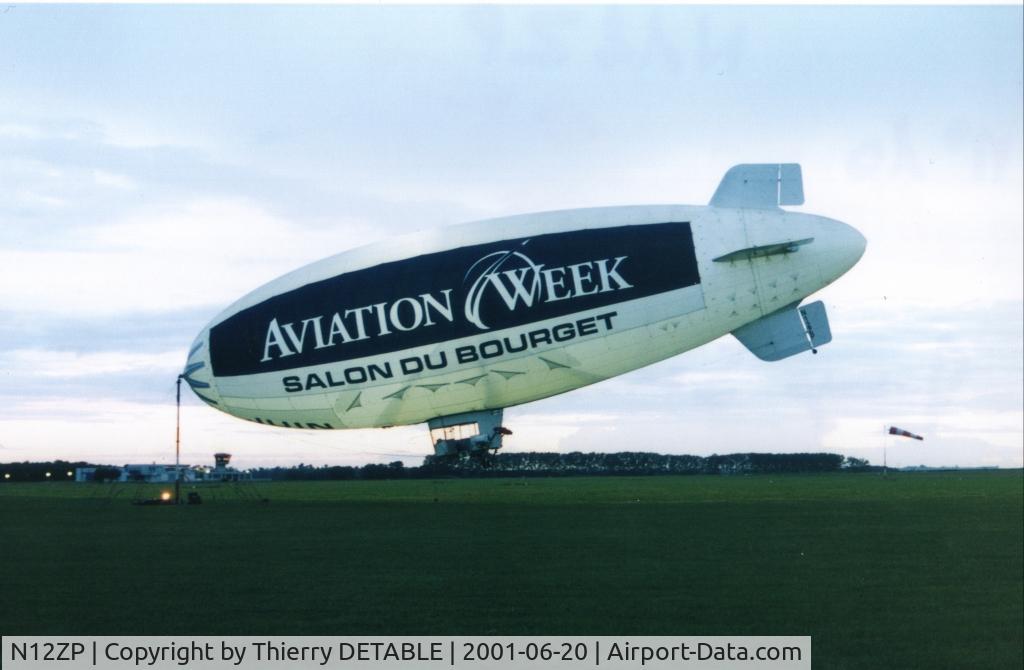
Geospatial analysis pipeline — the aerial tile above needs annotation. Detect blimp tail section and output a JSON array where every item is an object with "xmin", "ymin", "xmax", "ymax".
[{"xmin": 732, "ymin": 301, "xmax": 832, "ymax": 361}]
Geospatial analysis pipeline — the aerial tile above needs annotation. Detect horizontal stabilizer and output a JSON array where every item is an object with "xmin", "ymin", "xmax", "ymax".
[
  {"xmin": 733, "ymin": 301, "xmax": 832, "ymax": 361},
  {"xmin": 713, "ymin": 237, "xmax": 814, "ymax": 263},
  {"xmin": 710, "ymin": 163, "xmax": 805, "ymax": 209}
]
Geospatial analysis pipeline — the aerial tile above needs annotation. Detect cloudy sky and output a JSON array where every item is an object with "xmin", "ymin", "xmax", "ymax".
[{"xmin": 1, "ymin": 4, "xmax": 1021, "ymax": 469}]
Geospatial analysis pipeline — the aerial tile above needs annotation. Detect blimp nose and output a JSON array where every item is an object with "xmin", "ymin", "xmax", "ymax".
[
  {"xmin": 818, "ymin": 216, "xmax": 867, "ymax": 282},
  {"xmin": 181, "ymin": 330, "xmax": 221, "ymax": 407}
]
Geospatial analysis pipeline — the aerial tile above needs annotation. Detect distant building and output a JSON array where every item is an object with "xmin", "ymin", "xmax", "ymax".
[
  {"xmin": 75, "ymin": 467, "xmax": 97, "ymax": 482},
  {"xmin": 210, "ymin": 452, "xmax": 246, "ymax": 481},
  {"xmin": 118, "ymin": 464, "xmax": 195, "ymax": 483},
  {"xmin": 75, "ymin": 454, "xmax": 250, "ymax": 483},
  {"xmin": 900, "ymin": 465, "xmax": 1000, "ymax": 472}
]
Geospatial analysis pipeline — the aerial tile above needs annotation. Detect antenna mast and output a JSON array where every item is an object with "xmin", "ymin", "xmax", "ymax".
[{"xmin": 175, "ymin": 375, "xmax": 182, "ymax": 505}]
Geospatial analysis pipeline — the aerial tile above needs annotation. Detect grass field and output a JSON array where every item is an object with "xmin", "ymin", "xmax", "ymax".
[{"xmin": 1, "ymin": 471, "xmax": 1021, "ymax": 669}]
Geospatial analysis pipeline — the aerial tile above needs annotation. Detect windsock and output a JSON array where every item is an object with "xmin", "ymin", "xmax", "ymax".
[{"xmin": 888, "ymin": 426, "xmax": 924, "ymax": 441}]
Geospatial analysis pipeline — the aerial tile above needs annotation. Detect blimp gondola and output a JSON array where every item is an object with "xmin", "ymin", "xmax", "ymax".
[{"xmin": 182, "ymin": 164, "xmax": 866, "ymax": 457}]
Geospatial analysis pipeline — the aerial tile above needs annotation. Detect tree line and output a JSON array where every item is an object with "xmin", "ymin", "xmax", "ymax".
[
  {"xmin": 210, "ymin": 452, "xmax": 873, "ymax": 480},
  {"xmin": 3, "ymin": 453, "xmax": 873, "ymax": 482}
]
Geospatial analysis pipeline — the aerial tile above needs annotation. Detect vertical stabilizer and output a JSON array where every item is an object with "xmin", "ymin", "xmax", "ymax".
[{"xmin": 710, "ymin": 163, "xmax": 804, "ymax": 209}]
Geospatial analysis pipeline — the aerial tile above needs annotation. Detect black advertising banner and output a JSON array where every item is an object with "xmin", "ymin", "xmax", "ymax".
[{"xmin": 210, "ymin": 222, "xmax": 700, "ymax": 376}]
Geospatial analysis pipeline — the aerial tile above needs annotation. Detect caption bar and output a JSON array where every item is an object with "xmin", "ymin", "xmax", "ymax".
[{"xmin": 2, "ymin": 637, "xmax": 809, "ymax": 670}]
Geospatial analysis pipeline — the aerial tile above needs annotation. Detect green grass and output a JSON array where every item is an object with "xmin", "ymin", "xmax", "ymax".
[{"xmin": 1, "ymin": 471, "xmax": 1021, "ymax": 669}]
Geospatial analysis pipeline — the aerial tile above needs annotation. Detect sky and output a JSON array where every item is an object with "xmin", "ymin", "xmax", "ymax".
[{"xmin": 0, "ymin": 4, "xmax": 1021, "ymax": 470}]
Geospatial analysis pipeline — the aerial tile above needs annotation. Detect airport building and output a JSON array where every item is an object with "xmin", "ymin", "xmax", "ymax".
[
  {"xmin": 75, "ymin": 453, "xmax": 249, "ymax": 483},
  {"xmin": 117, "ymin": 464, "xmax": 195, "ymax": 483}
]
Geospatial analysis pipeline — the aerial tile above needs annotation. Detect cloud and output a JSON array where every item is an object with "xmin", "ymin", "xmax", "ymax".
[
  {"xmin": 670, "ymin": 370, "xmax": 764, "ymax": 389},
  {"xmin": 0, "ymin": 306, "xmax": 216, "ymax": 352},
  {"xmin": 505, "ymin": 411, "xmax": 624, "ymax": 453},
  {"xmin": 4, "ymin": 349, "xmax": 181, "ymax": 378},
  {"xmin": 0, "ymin": 122, "xmax": 83, "ymax": 141},
  {"xmin": 0, "ymin": 197, "xmax": 372, "ymax": 316},
  {"xmin": 0, "ymin": 115, "xmax": 492, "ymax": 237},
  {"xmin": 92, "ymin": 170, "xmax": 136, "ymax": 190}
]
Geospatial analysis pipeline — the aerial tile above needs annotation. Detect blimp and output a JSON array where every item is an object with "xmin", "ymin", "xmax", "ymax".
[{"xmin": 182, "ymin": 164, "xmax": 865, "ymax": 457}]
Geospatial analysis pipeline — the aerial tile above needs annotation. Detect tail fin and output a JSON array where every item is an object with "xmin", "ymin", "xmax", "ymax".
[
  {"xmin": 733, "ymin": 301, "xmax": 832, "ymax": 361},
  {"xmin": 710, "ymin": 163, "xmax": 804, "ymax": 209}
]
